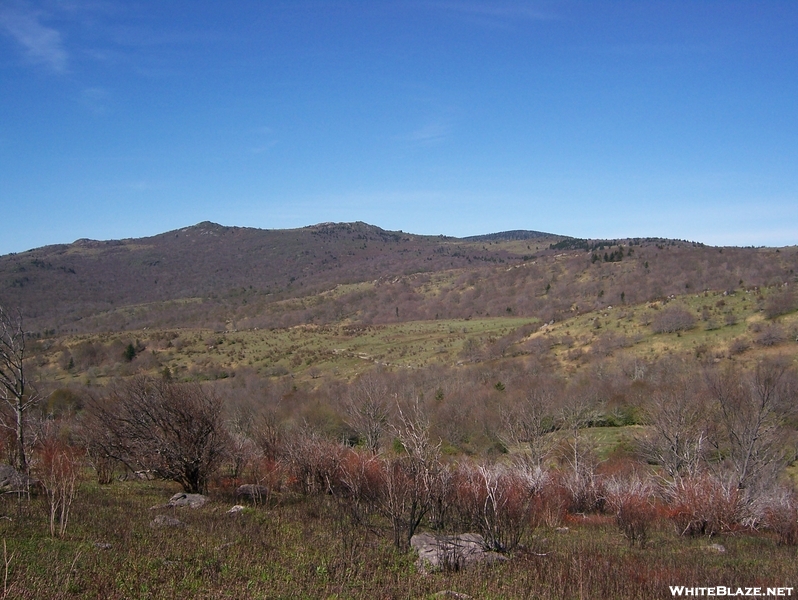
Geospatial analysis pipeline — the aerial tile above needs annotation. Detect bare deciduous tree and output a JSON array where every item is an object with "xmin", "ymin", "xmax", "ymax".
[
  {"xmin": 380, "ymin": 399, "xmax": 441, "ymax": 549},
  {"xmin": 85, "ymin": 377, "xmax": 228, "ymax": 493},
  {"xmin": 500, "ymin": 388, "xmax": 555, "ymax": 469},
  {"xmin": 637, "ymin": 368, "xmax": 709, "ymax": 479},
  {"xmin": 0, "ymin": 303, "xmax": 37, "ymax": 473},
  {"xmin": 344, "ymin": 372, "xmax": 391, "ymax": 454},
  {"xmin": 706, "ymin": 359, "xmax": 795, "ymax": 496}
]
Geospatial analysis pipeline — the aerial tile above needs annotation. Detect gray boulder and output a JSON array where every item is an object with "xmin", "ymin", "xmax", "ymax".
[
  {"xmin": 235, "ymin": 484, "xmax": 269, "ymax": 503},
  {"xmin": 0, "ymin": 464, "xmax": 38, "ymax": 493},
  {"xmin": 165, "ymin": 492, "xmax": 208, "ymax": 509},
  {"xmin": 150, "ymin": 514, "xmax": 185, "ymax": 528},
  {"xmin": 411, "ymin": 532, "xmax": 508, "ymax": 574}
]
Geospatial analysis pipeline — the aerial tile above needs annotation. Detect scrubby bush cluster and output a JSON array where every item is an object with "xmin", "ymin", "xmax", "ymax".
[{"xmin": 3, "ymin": 354, "xmax": 798, "ymax": 554}]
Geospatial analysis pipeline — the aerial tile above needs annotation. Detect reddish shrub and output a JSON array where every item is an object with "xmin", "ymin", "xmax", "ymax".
[
  {"xmin": 762, "ymin": 490, "xmax": 798, "ymax": 546},
  {"xmin": 282, "ymin": 430, "xmax": 343, "ymax": 496},
  {"xmin": 529, "ymin": 483, "xmax": 569, "ymax": 529},
  {"xmin": 666, "ymin": 475, "xmax": 740, "ymax": 536},
  {"xmin": 605, "ymin": 476, "xmax": 658, "ymax": 547},
  {"xmin": 36, "ymin": 439, "xmax": 82, "ymax": 537},
  {"xmin": 451, "ymin": 463, "xmax": 535, "ymax": 551},
  {"xmin": 335, "ymin": 449, "xmax": 383, "ymax": 522}
]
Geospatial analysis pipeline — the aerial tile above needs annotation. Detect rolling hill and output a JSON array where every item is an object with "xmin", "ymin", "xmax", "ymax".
[
  {"xmin": 1, "ymin": 221, "xmax": 795, "ymax": 337},
  {"xmin": 1, "ymin": 221, "xmax": 796, "ymax": 390}
]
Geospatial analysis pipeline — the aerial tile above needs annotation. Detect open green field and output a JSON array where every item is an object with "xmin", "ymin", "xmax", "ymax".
[
  {"xmin": 30, "ymin": 286, "xmax": 797, "ymax": 388},
  {"xmin": 33, "ymin": 316, "xmax": 540, "ymax": 385}
]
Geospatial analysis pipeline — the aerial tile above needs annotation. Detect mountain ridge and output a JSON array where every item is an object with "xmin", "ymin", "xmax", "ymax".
[{"xmin": 1, "ymin": 221, "xmax": 796, "ymax": 336}]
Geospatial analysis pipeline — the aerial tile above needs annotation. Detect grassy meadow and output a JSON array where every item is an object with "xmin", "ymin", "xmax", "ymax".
[
  {"xmin": 3, "ymin": 477, "xmax": 798, "ymax": 600},
  {"xmin": 29, "ymin": 285, "xmax": 797, "ymax": 388}
]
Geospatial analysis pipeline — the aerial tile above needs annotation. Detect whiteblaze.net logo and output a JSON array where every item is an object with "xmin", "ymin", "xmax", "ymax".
[{"xmin": 670, "ymin": 587, "xmax": 793, "ymax": 597}]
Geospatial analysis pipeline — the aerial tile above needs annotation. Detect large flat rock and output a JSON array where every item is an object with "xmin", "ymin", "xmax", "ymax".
[{"xmin": 411, "ymin": 532, "xmax": 508, "ymax": 573}]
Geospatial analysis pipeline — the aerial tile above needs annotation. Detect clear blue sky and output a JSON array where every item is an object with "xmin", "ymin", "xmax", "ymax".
[{"xmin": 1, "ymin": 1, "xmax": 797, "ymax": 255}]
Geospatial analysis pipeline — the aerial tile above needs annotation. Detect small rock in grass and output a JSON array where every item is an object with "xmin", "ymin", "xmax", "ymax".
[
  {"xmin": 150, "ymin": 493, "xmax": 209, "ymax": 510},
  {"xmin": 150, "ymin": 514, "xmax": 186, "ymax": 528},
  {"xmin": 167, "ymin": 492, "xmax": 208, "ymax": 508}
]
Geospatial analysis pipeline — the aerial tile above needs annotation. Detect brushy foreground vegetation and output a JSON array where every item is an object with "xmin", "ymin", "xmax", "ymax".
[
  {"xmin": 2, "ymin": 352, "xmax": 798, "ymax": 598},
  {"xmin": 2, "ymin": 477, "xmax": 798, "ymax": 600}
]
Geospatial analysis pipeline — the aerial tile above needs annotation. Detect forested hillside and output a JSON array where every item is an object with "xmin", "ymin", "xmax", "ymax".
[{"xmin": 1, "ymin": 221, "xmax": 795, "ymax": 336}]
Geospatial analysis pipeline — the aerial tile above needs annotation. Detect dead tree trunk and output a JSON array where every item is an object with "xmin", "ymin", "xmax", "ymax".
[{"xmin": 0, "ymin": 304, "xmax": 36, "ymax": 473}]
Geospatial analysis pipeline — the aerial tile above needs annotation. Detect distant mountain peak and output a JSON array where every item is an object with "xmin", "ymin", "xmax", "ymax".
[
  {"xmin": 464, "ymin": 230, "xmax": 557, "ymax": 242},
  {"xmin": 181, "ymin": 221, "xmax": 228, "ymax": 233}
]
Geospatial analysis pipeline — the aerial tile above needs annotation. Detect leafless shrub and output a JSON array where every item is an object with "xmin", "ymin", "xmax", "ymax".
[
  {"xmin": 36, "ymin": 438, "xmax": 81, "ymax": 538},
  {"xmin": 706, "ymin": 359, "xmax": 795, "ymax": 496},
  {"xmin": 344, "ymin": 372, "xmax": 390, "ymax": 454},
  {"xmin": 590, "ymin": 332, "xmax": 628, "ymax": 357},
  {"xmin": 427, "ymin": 462, "xmax": 454, "ymax": 531},
  {"xmin": 85, "ymin": 446, "xmax": 116, "ymax": 485},
  {"xmin": 764, "ymin": 288, "xmax": 797, "ymax": 319},
  {"xmin": 225, "ymin": 431, "xmax": 261, "ymax": 488},
  {"xmin": 499, "ymin": 389, "xmax": 555, "ymax": 469},
  {"xmin": 605, "ymin": 475, "xmax": 657, "ymax": 547},
  {"xmin": 334, "ymin": 448, "xmax": 382, "ymax": 524},
  {"xmin": 378, "ymin": 456, "xmax": 430, "ymax": 549},
  {"xmin": 378, "ymin": 399, "xmax": 442, "ymax": 549},
  {"xmin": 0, "ymin": 304, "xmax": 37, "ymax": 473},
  {"xmin": 666, "ymin": 474, "xmax": 740, "ymax": 536},
  {"xmin": 636, "ymin": 366, "xmax": 708, "ymax": 478},
  {"xmin": 728, "ymin": 337, "xmax": 750, "ymax": 356},
  {"xmin": 754, "ymin": 324, "xmax": 786, "ymax": 347},
  {"xmin": 555, "ymin": 432, "xmax": 604, "ymax": 514},
  {"xmin": 253, "ymin": 409, "xmax": 283, "ymax": 462},
  {"xmin": 529, "ymin": 481, "xmax": 569, "ymax": 529},
  {"xmin": 480, "ymin": 464, "xmax": 535, "ymax": 551},
  {"xmin": 76, "ymin": 399, "xmax": 118, "ymax": 485},
  {"xmin": 762, "ymin": 488, "xmax": 798, "ymax": 546},
  {"xmin": 282, "ymin": 426, "xmax": 342, "ymax": 496},
  {"xmin": 84, "ymin": 377, "xmax": 228, "ymax": 493},
  {"xmin": 651, "ymin": 307, "xmax": 697, "ymax": 334}
]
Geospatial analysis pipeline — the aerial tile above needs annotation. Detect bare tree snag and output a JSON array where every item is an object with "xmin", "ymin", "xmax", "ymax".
[{"xmin": 0, "ymin": 303, "xmax": 36, "ymax": 473}]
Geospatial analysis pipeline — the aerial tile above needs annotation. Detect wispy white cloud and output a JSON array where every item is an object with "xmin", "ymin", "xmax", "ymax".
[
  {"xmin": 0, "ymin": 4, "xmax": 68, "ymax": 72},
  {"xmin": 395, "ymin": 121, "xmax": 450, "ymax": 145}
]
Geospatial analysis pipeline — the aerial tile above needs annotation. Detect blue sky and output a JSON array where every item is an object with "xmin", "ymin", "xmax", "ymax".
[{"xmin": 1, "ymin": 1, "xmax": 796, "ymax": 254}]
